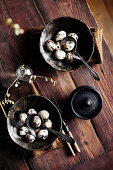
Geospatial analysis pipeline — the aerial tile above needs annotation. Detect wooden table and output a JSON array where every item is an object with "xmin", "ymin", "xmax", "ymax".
[{"xmin": 0, "ymin": 0, "xmax": 113, "ymax": 169}]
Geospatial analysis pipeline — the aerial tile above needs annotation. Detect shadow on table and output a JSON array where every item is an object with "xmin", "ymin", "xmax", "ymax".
[
  {"xmin": 16, "ymin": 26, "xmax": 53, "ymax": 75},
  {"xmin": 0, "ymin": 80, "xmax": 9, "ymax": 138}
]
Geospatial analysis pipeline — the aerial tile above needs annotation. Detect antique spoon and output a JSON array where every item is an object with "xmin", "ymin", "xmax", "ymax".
[
  {"xmin": 47, "ymin": 128, "xmax": 75, "ymax": 144},
  {"xmin": 61, "ymin": 37, "xmax": 100, "ymax": 81},
  {"xmin": 72, "ymin": 51, "xmax": 100, "ymax": 81}
]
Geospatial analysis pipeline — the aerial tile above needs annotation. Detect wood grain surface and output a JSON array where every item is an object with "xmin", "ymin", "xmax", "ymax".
[
  {"xmin": 75, "ymin": 150, "xmax": 113, "ymax": 170},
  {"xmin": 0, "ymin": 0, "xmax": 113, "ymax": 170},
  {"xmin": 87, "ymin": 0, "xmax": 113, "ymax": 54}
]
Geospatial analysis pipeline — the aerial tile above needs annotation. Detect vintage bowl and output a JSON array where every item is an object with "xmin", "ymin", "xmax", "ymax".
[
  {"xmin": 40, "ymin": 16, "xmax": 94, "ymax": 71},
  {"xmin": 70, "ymin": 86, "xmax": 103, "ymax": 119},
  {"xmin": 7, "ymin": 95, "xmax": 62, "ymax": 150}
]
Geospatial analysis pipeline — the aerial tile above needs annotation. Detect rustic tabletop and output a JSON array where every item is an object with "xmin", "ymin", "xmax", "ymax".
[{"xmin": 0, "ymin": 0, "xmax": 113, "ymax": 170}]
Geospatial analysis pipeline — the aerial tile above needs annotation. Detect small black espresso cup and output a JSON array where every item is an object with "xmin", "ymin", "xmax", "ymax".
[{"xmin": 70, "ymin": 86, "xmax": 103, "ymax": 120}]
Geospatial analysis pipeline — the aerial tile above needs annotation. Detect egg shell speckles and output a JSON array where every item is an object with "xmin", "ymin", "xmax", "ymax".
[
  {"xmin": 68, "ymin": 33, "xmax": 78, "ymax": 41},
  {"xmin": 19, "ymin": 113, "xmax": 27, "ymax": 123},
  {"xmin": 28, "ymin": 109, "xmax": 37, "ymax": 115},
  {"xmin": 55, "ymin": 31, "xmax": 66, "ymax": 41},
  {"xmin": 44, "ymin": 119, "xmax": 52, "ymax": 129},
  {"xmin": 25, "ymin": 133, "xmax": 35, "ymax": 143},
  {"xmin": 46, "ymin": 40, "xmax": 57, "ymax": 51},
  {"xmin": 56, "ymin": 41, "xmax": 61, "ymax": 50},
  {"xmin": 64, "ymin": 41, "xmax": 75, "ymax": 52},
  {"xmin": 19, "ymin": 126, "xmax": 29, "ymax": 136},
  {"xmin": 55, "ymin": 50, "xmax": 66, "ymax": 60},
  {"xmin": 38, "ymin": 110, "xmax": 49, "ymax": 120},
  {"xmin": 37, "ymin": 129, "xmax": 49, "ymax": 140},
  {"xmin": 32, "ymin": 115, "xmax": 42, "ymax": 128},
  {"xmin": 66, "ymin": 53, "xmax": 74, "ymax": 63}
]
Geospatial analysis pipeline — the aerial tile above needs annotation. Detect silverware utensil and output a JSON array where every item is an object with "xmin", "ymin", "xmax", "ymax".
[
  {"xmin": 73, "ymin": 51, "xmax": 100, "ymax": 81},
  {"xmin": 61, "ymin": 129, "xmax": 75, "ymax": 156},
  {"xmin": 62, "ymin": 120, "xmax": 80, "ymax": 152},
  {"xmin": 52, "ymin": 97, "xmax": 80, "ymax": 153},
  {"xmin": 47, "ymin": 128, "xmax": 75, "ymax": 144},
  {"xmin": 61, "ymin": 36, "xmax": 100, "ymax": 81}
]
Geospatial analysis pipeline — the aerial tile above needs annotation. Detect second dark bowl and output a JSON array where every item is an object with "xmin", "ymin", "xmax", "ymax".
[
  {"xmin": 70, "ymin": 86, "xmax": 103, "ymax": 119},
  {"xmin": 7, "ymin": 95, "xmax": 62, "ymax": 150}
]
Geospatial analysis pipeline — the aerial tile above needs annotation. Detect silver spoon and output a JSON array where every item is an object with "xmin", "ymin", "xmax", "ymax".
[
  {"xmin": 72, "ymin": 51, "xmax": 100, "ymax": 81},
  {"xmin": 61, "ymin": 37, "xmax": 100, "ymax": 81},
  {"xmin": 47, "ymin": 128, "xmax": 75, "ymax": 144}
]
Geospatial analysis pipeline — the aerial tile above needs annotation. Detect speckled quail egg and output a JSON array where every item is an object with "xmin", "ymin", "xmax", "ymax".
[
  {"xmin": 25, "ymin": 133, "xmax": 35, "ymax": 143},
  {"xmin": 55, "ymin": 50, "xmax": 66, "ymax": 60},
  {"xmin": 32, "ymin": 115, "xmax": 42, "ymax": 128},
  {"xmin": 37, "ymin": 129, "xmax": 49, "ymax": 140},
  {"xmin": 46, "ymin": 40, "xmax": 57, "ymax": 51},
  {"xmin": 66, "ymin": 53, "xmax": 74, "ymax": 63},
  {"xmin": 68, "ymin": 33, "xmax": 78, "ymax": 41},
  {"xmin": 18, "ymin": 126, "xmax": 29, "ymax": 136},
  {"xmin": 28, "ymin": 108, "xmax": 37, "ymax": 115},
  {"xmin": 63, "ymin": 40, "xmax": 75, "ymax": 52},
  {"xmin": 38, "ymin": 110, "xmax": 49, "ymax": 120},
  {"xmin": 43, "ymin": 119, "xmax": 52, "ymax": 129},
  {"xmin": 55, "ymin": 31, "xmax": 67, "ymax": 41},
  {"xmin": 19, "ymin": 113, "xmax": 27, "ymax": 123},
  {"xmin": 56, "ymin": 41, "xmax": 61, "ymax": 50}
]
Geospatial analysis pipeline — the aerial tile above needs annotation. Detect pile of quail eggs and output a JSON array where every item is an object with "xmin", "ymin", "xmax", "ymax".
[
  {"xmin": 17, "ymin": 109, "xmax": 52, "ymax": 143},
  {"xmin": 46, "ymin": 30, "xmax": 78, "ymax": 63}
]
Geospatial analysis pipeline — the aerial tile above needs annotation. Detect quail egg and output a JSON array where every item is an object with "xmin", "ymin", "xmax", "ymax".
[
  {"xmin": 63, "ymin": 40, "xmax": 75, "ymax": 52},
  {"xmin": 25, "ymin": 133, "xmax": 35, "ymax": 143},
  {"xmin": 44, "ymin": 119, "xmax": 52, "ymax": 129},
  {"xmin": 46, "ymin": 40, "xmax": 57, "ymax": 51},
  {"xmin": 18, "ymin": 126, "xmax": 29, "ymax": 136},
  {"xmin": 56, "ymin": 41, "xmax": 61, "ymax": 50},
  {"xmin": 55, "ymin": 50, "xmax": 66, "ymax": 60},
  {"xmin": 37, "ymin": 129, "xmax": 49, "ymax": 140},
  {"xmin": 19, "ymin": 113, "xmax": 27, "ymax": 123},
  {"xmin": 28, "ymin": 108, "xmax": 37, "ymax": 115},
  {"xmin": 32, "ymin": 115, "xmax": 42, "ymax": 128},
  {"xmin": 66, "ymin": 53, "xmax": 74, "ymax": 63},
  {"xmin": 55, "ymin": 31, "xmax": 66, "ymax": 41},
  {"xmin": 38, "ymin": 110, "xmax": 49, "ymax": 120},
  {"xmin": 68, "ymin": 33, "xmax": 78, "ymax": 41}
]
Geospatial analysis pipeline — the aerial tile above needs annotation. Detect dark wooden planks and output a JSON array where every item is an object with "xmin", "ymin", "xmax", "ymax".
[
  {"xmin": 18, "ymin": 1, "xmax": 107, "ymax": 170},
  {"xmin": 0, "ymin": 0, "xmax": 44, "ymax": 88},
  {"xmin": 71, "ymin": 41, "xmax": 113, "ymax": 152},
  {"xmin": 1, "ymin": 0, "xmax": 105, "ymax": 164},
  {"xmin": 34, "ymin": 0, "xmax": 97, "ymax": 27},
  {"xmin": 104, "ymin": 0, "xmax": 113, "ymax": 22},
  {"xmin": 33, "ymin": 0, "xmax": 105, "ymax": 155},
  {"xmin": 34, "ymin": 0, "xmax": 113, "ymax": 152},
  {"xmin": 71, "ymin": 1, "xmax": 113, "ymax": 150},
  {"xmin": 0, "ymin": 0, "xmax": 112, "ymax": 170},
  {"xmin": 0, "ymin": 139, "xmax": 29, "ymax": 170},
  {"xmin": 87, "ymin": 0, "xmax": 113, "ymax": 53},
  {"xmin": 0, "ymin": 1, "xmax": 43, "ymax": 170},
  {"xmin": 75, "ymin": 150, "xmax": 113, "ymax": 170},
  {"xmin": 2, "ymin": 0, "xmax": 106, "ymax": 170}
]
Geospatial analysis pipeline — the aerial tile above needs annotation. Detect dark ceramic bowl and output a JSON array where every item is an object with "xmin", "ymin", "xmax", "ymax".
[
  {"xmin": 40, "ymin": 17, "xmax": 94, "ymax": 71},
  {"xmin": 7, "ymin": 95, "xmax": 62, "ymax": 150},
  {"xmin": 70, "ymin": 86, "xmax": 103, "ymax": 119}
]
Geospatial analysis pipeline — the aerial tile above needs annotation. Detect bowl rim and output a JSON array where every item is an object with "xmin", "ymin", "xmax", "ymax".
[{"xmin": 39, "ymin": 16, "xmax": 95, "ymax": 72}]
